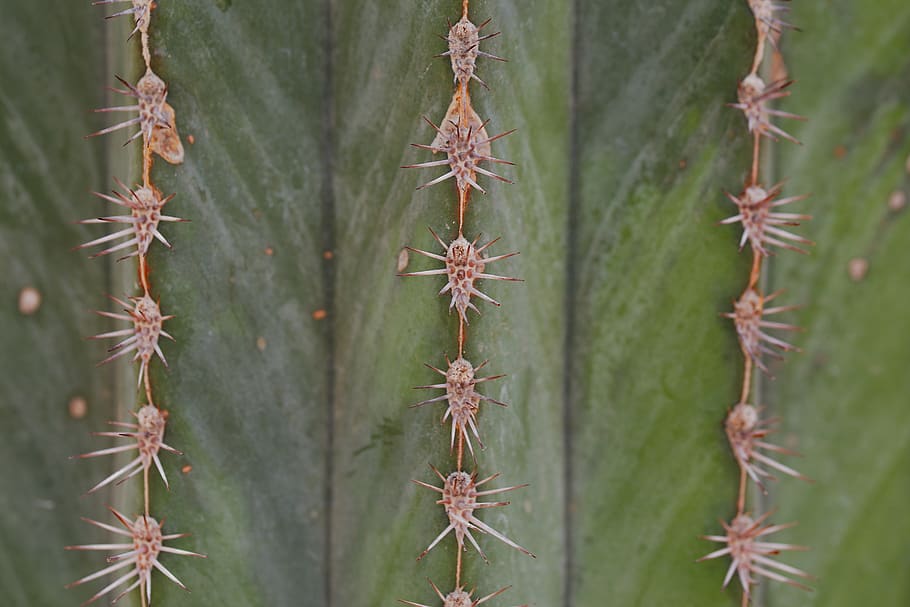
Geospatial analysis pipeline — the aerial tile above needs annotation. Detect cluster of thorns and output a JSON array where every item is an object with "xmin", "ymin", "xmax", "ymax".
[
  {"xmin": 398, "ymin": 3, "xmax": 532, "ymax": 606},
  {"xmin": 67, "ymin": 2, "xmax": 204, "ymax": 606},
  {"xmin": 698, "ymin": 1, "xmax": 814, "ymax": 604}
]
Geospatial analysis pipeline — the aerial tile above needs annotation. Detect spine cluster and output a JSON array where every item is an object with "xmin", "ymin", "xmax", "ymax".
[
  {"xmin": 67, "ymin": 2, "xmax": 204, "ymax": 605},
  {"xmin": 399, "ymin": 2, "xmax": 532, "ymax": 606},
  {"xmin": 699, "ymin": 2, "xmax": 813, "ymax": 604}
]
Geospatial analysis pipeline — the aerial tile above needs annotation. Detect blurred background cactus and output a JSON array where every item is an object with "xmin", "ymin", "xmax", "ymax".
[{"xmin": 1, "ymin": 1, "xmax": 908, "ymax": 606}]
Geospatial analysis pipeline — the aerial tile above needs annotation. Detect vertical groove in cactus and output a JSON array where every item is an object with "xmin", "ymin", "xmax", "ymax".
[{"xmin": 1, "ymin": 1, "xmax": 909, "ymax": 606}]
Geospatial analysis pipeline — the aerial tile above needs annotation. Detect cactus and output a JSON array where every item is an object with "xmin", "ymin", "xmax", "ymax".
[{"xmin": 1, "ymin": 1, "xmax": 909, "ymax": 606}]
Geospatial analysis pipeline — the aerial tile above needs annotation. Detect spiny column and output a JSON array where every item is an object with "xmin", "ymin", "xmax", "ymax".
[
  {"xmin": 67, "ymin": 3, "xmax": 203, "ymax": 606},
  {"xmin": 399, "ymin": 2, "xmax": 532, "ymax": 606},
  {"xmin": 699, "ymin": 3, "xmax": 814, "ymax": 605}
]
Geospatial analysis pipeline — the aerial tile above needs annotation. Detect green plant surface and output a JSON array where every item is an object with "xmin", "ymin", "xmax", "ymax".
[
  {"xmin": 149, "ymin": 0, "xmax": 569, "ymax": 604},
  {"xmin": 145, "ymin": 0, "xmax": 331, "ymax": 605},
  {"xmin": 1, "ymin": 1, "xmax": 909, "ymax": 607},
  {"xmin": 770, "ymin": 2, "xmax": 910, "ymax": 606},
  {"xmin": 570, "ymin": 2, "xmax": 751, "ymax": 605},
  {"xmin": 0, "ymin": 2, "xmax": 112, "ymax": 604}
]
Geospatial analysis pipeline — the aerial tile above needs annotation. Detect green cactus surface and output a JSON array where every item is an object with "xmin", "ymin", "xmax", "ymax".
[{"xmin": 1, "ymin": 1, "xmax": 908, "ymax": 606}]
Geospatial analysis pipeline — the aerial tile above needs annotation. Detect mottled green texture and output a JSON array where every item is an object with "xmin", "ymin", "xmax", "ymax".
[
  {"xmin": 769, "ymin": 2, "xmax": 910, "ymax": 606},
  {"xmin": 3, "ymin": 1, "xmax": 910, "ymax": 607},
  {"xmin": 0, "ymin": 2, "xmax": 113, "ymax": 605},
  {"xmin": 571, "ymin": 2, "xmax": 752, "ymax": 606},
  {"xmin": 146, "ymin": 0, "xmax": 330, "ymax": 605}
]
